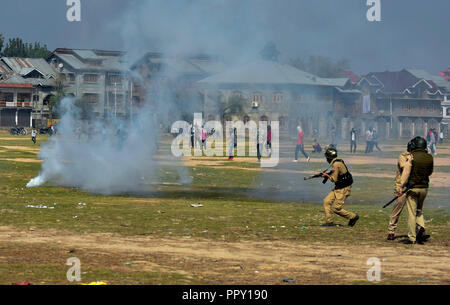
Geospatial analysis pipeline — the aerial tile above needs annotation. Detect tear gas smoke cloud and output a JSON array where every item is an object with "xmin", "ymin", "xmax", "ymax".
[
  {"xmin": 25, "ymin": 0, "xmax": 339, "ymax": 197},
  {"xmin": 26, "ymin": 97, "xmax": 181, "ymax": 194},
  {"xmin": 27, "ymin": 0, "xmax": 275, "ymax": 194}
]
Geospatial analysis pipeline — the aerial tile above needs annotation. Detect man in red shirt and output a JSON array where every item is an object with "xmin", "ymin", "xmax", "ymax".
[
  {"xmin": 293, "ymin": 126, "xmax": 310, "ymax": 162},
  {"xmin": 266, "ymin": 125, "xmax": 272, "ymax": 156}
]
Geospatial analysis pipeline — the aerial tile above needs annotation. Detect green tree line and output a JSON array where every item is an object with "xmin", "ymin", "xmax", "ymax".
[
  {"xmin": 260, "ymin": 42, "xmax": 351, "ymax": 78},
  {"xmin": 288, "ymin": 56, "xmax": 351, "ymax": 78},
  {"xmin": 0, "ymin": 34, "xmax": 51, "ymax": 58}
]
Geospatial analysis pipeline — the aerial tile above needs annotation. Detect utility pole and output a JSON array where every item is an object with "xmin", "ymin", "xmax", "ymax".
[
  {"xmin": 130, "ymin": 80, "xmax": 133, "ymax": 122},
  {"xmin": 114, "ymin": 82, "xmax": 117, "ymax": 118}
]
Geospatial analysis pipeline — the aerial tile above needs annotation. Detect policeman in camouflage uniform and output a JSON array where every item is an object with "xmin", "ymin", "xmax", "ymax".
[
  {"xmin": 320, "ymin": 147, "xmax": 359, "ymax": 227},
  {"xmin": 401, "ymin": 137, "xmax": 433, "ymax": 244},
  {"xmin": 387, "ymin": 142, "xmax": 414, "ymax": 240}
]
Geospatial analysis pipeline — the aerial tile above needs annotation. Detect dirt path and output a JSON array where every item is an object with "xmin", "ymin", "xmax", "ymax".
[
  {"xmin": 0, "ymin": 226, "xmax": 448, "ymax": 284},
  {"xmin": 0, "ymin": 146, "xmax": 40, "ymax": 153},
  {"xmin": 183, "ymin": 157, "xmax": 450, "ymax": 187},
  {"xmin": 0, "ymin": 158, "xmax": 42, "ymax": 163}
]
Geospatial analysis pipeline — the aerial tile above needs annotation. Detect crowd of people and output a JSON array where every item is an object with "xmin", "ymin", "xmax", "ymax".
[
  {"xmin": 177, "ymin": 120, "xmax": 447, "ymax": 164},
  {"xmin": 290, "ymin": 125, "xmax": 445, "ymax": 162}
]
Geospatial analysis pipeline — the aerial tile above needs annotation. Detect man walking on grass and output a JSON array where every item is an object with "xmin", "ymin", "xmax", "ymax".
[
  {"xmin": 31, "ymin": 128, "xmax": 37, "ymax": 144},
  {"xmin": 293, "ymin": 125, "xmax": 310, "ymax": 162}
]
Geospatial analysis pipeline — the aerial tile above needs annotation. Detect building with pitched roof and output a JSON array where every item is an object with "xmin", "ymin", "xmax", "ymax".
[
  {"xmin": 0, "ymin": 57, "xmax": 57, "ymax": 127},
  {"xmin": 438, "ymin": 68, "xmax": 450, "ymax": 137},
  {"xmin": 47, "ymin": 48, "xmax": 139, "ymax": 120},
  {"xmin": 355, "ymin": 69, "xmax": 446, "ymax": 139},
  {"xmin": 197, "ymin": 60, "xmax": 359, "ymax": 139},
  {"xmin": 130, "ymin": 52, "xmax": 227, "ymax": 126}
]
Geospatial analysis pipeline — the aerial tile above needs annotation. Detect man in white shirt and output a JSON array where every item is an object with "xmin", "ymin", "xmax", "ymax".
[
  {"xmin": 365, "ymin": 128, "xmax": 373, "ymax": 154},
  {"xmin": 31, "ymin": 129, "xmax": 37, "ymax": 144},
  {"xmin": 350, "ymin": 128, "xmax": 357, "ymax": 153}
]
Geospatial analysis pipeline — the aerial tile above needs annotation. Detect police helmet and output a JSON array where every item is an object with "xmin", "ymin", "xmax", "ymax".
[
  {"xmin": 408, "ymin": 136, "xmax": 427, "ymax": 151},
  {"xmin": 324, "ymin": 146, "xmax": 338, "ymax": 163}
]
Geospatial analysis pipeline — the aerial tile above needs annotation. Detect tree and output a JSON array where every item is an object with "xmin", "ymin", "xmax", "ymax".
[
  {"xmin": 1, "ymin": 37, "xmax": 51, "ymax": 58},
  {"xmin": 0, "ymin": 34, "xmax": 4, "ymax": 56},
  {"xmin": 260, "ymin": 42, "xmax": 281, "ymax": 62},
  {"xmin": 220, "ymin": 95, "xmax": 246, "ymax": 120},
  {"xmin": 288, "ymin": 55, "xmax": 351, "ymax": 78},
  {"xmin": 48, "ymin": 74, "xmax": 66, "ymax": 121}
]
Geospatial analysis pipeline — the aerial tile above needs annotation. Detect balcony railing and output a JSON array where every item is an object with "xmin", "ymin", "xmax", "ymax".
[{"xmin": 0, "ymin": 100, "xmax": 32, "ymax": 108}]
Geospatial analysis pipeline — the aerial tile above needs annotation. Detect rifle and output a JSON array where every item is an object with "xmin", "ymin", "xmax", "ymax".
[
  {"xmin": 382, "ymin": 186, "xmax": 412, "ymax": 208},
  {"xmin": 304, "ymin": 166, "xmax": 332, "ymax": 184}
]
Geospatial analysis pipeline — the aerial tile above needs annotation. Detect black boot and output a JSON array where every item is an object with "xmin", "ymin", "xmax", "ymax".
[
  {"xmin": 417, "ymin": 227, "xmax": 430, "ymax": 243},
  {"xmin": 348, "ymin": 214, "xmax": 359, "ymax": 227}
]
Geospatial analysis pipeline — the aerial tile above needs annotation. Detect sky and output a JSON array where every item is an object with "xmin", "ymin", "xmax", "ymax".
[{"xmin": 0, "ymin": 0, "xmax": 448, "ymax": 75}]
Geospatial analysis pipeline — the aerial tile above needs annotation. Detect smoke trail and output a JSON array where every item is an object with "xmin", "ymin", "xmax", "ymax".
[{"xmin": 27, "ymin": 97, "xmax": 166, "ymax": 195}]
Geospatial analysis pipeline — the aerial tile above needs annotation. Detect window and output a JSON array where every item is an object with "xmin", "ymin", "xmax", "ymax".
[
  {"xmin": 109, "ymin": 75, "xmax": 122, "ymax": 85},
  {"xmin": 0, "ymin": 92, "xmax": 14, "ymax": 102},
  {"xmin": 33, "ymin": 95, "xmax": 39, "ymax": 102},
  {"xmin": 403, "ymin": 103, "xmax": 412, "ymax": 112},
  {"xmin": 83, "ymin": 74, "xmax": 98, "ymax": 83},
  {"xmin": 132, "ymin": 82, "xmax": 141, "ymax": 91},
  {"xmin": 83, "ymin": 93, "xmax": 99, "ymax": 104},
  {"xmin": 17, "ymin": 93, "xmax": 31, "ymax": 103},
  {"xmin": 67, "ymin": 73, "xmax": 76, "ymax": 82},
  {"xmin": 252, "ymin": 92, "xmax": 262, "ymax": 108},
  {"xmin": 132, "ymin": 96, "xmax": 140, "ymax": 105},
  {"xmin": 116, "ymin": 94, "xmax": 124, "ymax": 105},
  {"xmin": 273, "ymin": 92, "xmax": 283, "ymax": 103},
  {"xmin": 108, "ymin": 93, "xmax": 124, "ymax": 106},
  {"xmin": 447, "ymin": 108, "xmax": 450, "ymax": 116},
  {"xmin": 17, "ymin": 93, "xmax": 31, "ymax": 107}
]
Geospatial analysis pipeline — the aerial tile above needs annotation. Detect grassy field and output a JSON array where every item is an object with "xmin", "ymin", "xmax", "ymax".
[{"xmin": 0, "ymin": 131, "xmax": 449, "ymax": 285}]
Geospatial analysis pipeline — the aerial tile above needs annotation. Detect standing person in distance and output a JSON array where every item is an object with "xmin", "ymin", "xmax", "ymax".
[
  {"xmin": 293, "ymin": 125, "xmax": 310, "ymax": 162},
  {"xmin": 350, "ymin": 128, "xmax": 357, "ymax": 153}
]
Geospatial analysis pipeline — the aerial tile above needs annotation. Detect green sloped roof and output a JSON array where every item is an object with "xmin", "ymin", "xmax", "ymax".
[{"xmin": 198, "ymin": 60, "xmax": 348, "ymax": 87}]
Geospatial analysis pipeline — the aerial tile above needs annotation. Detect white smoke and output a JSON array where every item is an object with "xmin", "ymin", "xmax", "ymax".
[{"xmin": 26, "ymin": 96, "xmax": 188, "ymax": 195}]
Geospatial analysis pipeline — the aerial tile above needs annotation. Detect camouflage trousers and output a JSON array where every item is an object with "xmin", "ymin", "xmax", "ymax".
[{"xmin": 323, "ymin": 186, "xmax": 356, "ymax": 223}]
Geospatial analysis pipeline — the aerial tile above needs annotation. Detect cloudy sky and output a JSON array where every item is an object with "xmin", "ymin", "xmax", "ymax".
[{"xmin": 0, "ymin": 0, "xmax": 448, "ymax": 75}]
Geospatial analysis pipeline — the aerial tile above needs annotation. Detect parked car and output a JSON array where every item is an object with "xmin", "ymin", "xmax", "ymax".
[{"xmin": 10, "ymin": 127, "xmax": 27, "ymax": 136}]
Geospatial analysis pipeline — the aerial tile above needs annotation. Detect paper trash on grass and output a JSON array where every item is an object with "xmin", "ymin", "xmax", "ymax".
[
  {"xmin": 190, "ymin": 203, "xmax": 203, "ymax": 208},
  {"xmin": 25, "ymin": 204, "xmax": 55, "ymax": 209}
]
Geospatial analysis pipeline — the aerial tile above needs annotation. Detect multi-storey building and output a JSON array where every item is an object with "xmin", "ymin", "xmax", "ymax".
[
  {"xmin": 351, "ymin": 69, "xmax": 447, "ymax": 139},
  {"xmin": 0, "ymin": 57, "xmax": 57, "ymax": 127},
  {"xmin": 197, "ymin": 60, "xmax": 354, "ymax": 139},
  {"xmin": 47, "ymin": 48, "xmax": 140, "ymax": 120},
  {"xmin": 130, "ymin": 52, "xmax": 226, "ymax": 126}
]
